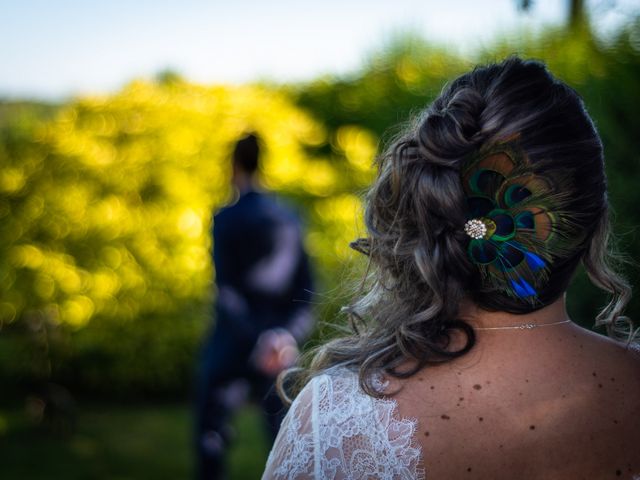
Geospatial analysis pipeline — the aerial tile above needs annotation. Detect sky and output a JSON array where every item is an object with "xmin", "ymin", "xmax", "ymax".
[{"xmin": 1, "ymin": 0, "xmax": 637, "ymax": 100}]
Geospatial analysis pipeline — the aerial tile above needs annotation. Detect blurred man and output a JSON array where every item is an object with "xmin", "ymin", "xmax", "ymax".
[{"xmin": 195, "ymin": 133, "xmax": 314, "ymax": 479}]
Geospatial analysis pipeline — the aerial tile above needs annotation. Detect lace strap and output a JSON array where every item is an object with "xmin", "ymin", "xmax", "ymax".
[{"xmin": 262, "ymin": 368, "xmax": 424, "ymax": 479}]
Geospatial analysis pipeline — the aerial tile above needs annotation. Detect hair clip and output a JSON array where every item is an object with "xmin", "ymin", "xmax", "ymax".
[
  {"xmin": 464, "ymin": 219, "xmax": 488, "ymax": 240},
  {"xmin": 460, "ymin": 141, "xmax": 565, "ymax": 302}
]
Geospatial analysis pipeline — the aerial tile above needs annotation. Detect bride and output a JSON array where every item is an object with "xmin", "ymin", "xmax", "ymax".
[{"xmin": 261, "ymin": 57, "xmax": 640, "ymax": 479}]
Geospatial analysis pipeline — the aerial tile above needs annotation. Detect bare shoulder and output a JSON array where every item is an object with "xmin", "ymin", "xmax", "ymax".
[
  {"xmin": 386, "ymin": 326, "xmax": 640, "ymax": 478},
  {"xmin": 572, "ymin": 325, "xmax": 640, "ymax": 383},
  {"xmin": 560, "ymin": 326, "xmax": 640, "ymax": 462}
]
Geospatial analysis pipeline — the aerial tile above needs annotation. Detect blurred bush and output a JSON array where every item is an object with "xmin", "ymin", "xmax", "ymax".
[
  {"xmin": 0, "ymin": 77, "xmax": 374, "ymax": 396},
  {"xmin": 0, "ymin": 19, "xmax": 638, "ymax": 398}
]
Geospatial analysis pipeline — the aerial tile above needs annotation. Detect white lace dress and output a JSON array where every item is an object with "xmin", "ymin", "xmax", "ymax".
[{"xmin": 261, "ymin": 366, "xmax": 424, "ymax": 479}]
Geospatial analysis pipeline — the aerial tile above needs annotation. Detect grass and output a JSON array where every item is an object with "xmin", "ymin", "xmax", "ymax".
[{"xmin": 0, "ymin": 401, "xmax": 271, "ymax": 480}]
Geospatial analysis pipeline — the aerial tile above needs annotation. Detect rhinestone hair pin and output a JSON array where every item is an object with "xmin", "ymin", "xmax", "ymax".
[{"xmin": 464, "ymin": 218, "xmax": 487, "ymax": 240}]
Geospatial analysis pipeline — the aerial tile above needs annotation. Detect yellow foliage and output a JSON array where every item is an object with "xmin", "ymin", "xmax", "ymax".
[
  {"xmin": 0, "ymin": 79, "xmax": 378, "ymax": 331},
  {"xmin": 335, "ymin": 126, "xmax": 377, "ymax": 172},
  {"xmin": 0, "ymin": 168, "xmax": 26, "ymax": 193},
  {"xmin": 62, "ymin": 295, "xmax": 95, "ymax": 328}
]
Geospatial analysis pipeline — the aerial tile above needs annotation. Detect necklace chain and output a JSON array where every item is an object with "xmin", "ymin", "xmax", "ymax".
[{"xmin": 475, "ymin": 319, "xmax": 571, "ymax": 331}]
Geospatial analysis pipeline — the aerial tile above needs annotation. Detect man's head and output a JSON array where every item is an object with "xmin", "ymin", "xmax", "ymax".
[
  {"xmin": 231, "ymin": 133, "xmax": 260, "ymax": 193},
  {"xmin": 233, "ymin": 133, "xmax": 260, "ymax": 175}
]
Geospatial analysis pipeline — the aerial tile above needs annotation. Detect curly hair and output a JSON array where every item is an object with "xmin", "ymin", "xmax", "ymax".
[{"xmin": 278, "ymin": 57, "xmax": 634, "ymax": 403}]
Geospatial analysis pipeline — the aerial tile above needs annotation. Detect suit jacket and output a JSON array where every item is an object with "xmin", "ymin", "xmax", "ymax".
[{"xmin": 212, "ymin": 190, "xmax": 313, "ymax": 346}]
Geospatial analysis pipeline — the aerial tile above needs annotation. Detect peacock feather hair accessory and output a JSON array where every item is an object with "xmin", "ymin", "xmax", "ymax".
[{"xmin": 461, "ymin": 137, "xmax": 583, "ymax": 304}]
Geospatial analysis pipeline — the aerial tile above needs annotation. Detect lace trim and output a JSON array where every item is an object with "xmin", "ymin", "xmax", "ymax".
[
  {"xmin": 319, "ymin": 367, "xmax": 424, "ymax": 479},
  {"xmin": 367, "ymin": 368, "xmax": 425, "ymax": 480},
  {"xmin": 263, "ymin": 366, "xmax": 425, "ymax": 479}
]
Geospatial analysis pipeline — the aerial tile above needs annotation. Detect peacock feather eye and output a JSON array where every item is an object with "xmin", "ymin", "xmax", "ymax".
[
  {"xmin": 515, "ymin": 211, "xmax": 535, "ymax": 229},
  {"xmin": 469, "ymin": 169, "xmax": 505, "ymax": 197},
  {"xmin": 487, "ymin": 210, "xmax": 516, "ymax": 241},
  {"xmin": 497, "ymin": 242, "xmax": 525, "ymax": 270},
  {"xmin": 532, "ymin": 209, "xmax": 554, "ymax": 241},
  {"xmin": 504, "ymin": 184, "xmax": 532, "ymax": 207},
  {"xmin": 469, "ymin": 240, "xmax": 499, "ymax": 264}
]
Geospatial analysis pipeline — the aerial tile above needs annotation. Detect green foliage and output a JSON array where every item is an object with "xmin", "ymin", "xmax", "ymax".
[
  {"xmin": 292, "ymin": 35, "xmax": 471, "ymax": 139},
  {"xmin": 1, "ymin": 20, "xmax": 639, "ymax": 396},
  {"xmin": 0, "ymin": 402, "xmax": 268, "ymax": 479}
]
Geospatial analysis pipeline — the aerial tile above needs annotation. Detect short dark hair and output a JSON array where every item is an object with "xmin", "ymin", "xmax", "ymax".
[{"xmin": 232, "ymin": 133, "xmax": 260, "ymax": 174}]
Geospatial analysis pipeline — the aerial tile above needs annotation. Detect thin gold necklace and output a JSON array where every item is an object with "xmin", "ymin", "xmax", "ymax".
[{"xmin": 474, "ymin": 319, "xmax": 571, "ymax": 331}]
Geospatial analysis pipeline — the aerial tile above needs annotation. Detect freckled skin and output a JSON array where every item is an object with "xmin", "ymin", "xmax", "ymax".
[{"xmin": 381, "ymin": 298, "xmax": 640, "ymax": 480}]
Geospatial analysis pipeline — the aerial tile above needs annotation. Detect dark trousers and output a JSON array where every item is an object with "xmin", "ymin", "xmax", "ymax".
[{"xmin": 194, "ymin": 326, "xmax": 285, "ymax": 480}]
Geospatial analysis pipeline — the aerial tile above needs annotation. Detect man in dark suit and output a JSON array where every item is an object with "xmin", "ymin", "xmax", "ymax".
[{"xmin": 195, "ymin": 133, "xmax": 314, "ymax": 479}]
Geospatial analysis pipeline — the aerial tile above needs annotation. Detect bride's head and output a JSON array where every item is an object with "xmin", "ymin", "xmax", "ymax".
[
  {"xmin": 361, "ymin": 56, "xmax": 628, "ymax": 317},
  {"xmin": 282, "ymin": 57, "xmax": 632, "ymax": 401}
]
